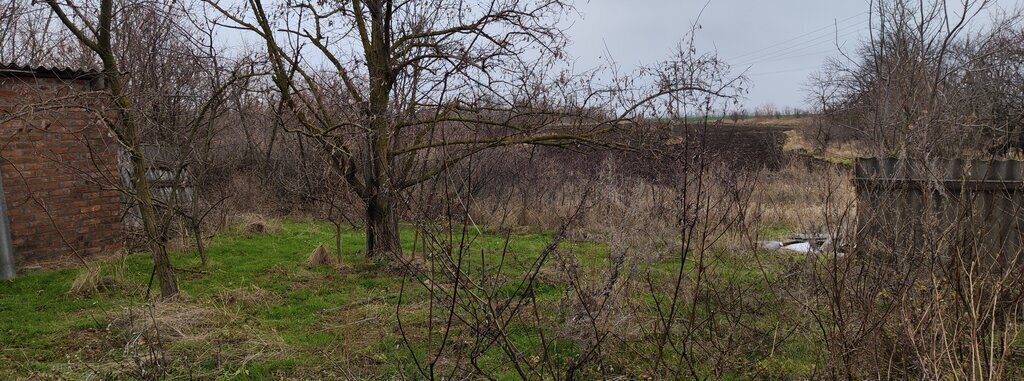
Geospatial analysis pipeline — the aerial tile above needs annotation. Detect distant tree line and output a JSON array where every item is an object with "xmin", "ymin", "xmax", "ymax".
[{"xmin": 724, "ymin": 104, "xmax": 811, "ymax": 122}]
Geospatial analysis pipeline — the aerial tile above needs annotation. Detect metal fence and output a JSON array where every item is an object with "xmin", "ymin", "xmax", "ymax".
[
  {"xmin": 120, "ymin": 145, "xmax": 194, "ymax": 229},
  {"xmin": 854, "ymin": 158, "xmax": 1024, "ymax": 262}
]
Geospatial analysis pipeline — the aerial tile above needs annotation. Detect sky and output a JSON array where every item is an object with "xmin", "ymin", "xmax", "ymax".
[{"xmin": 564, "ymin": 0, "xmax": 1020, "ymax": 110}]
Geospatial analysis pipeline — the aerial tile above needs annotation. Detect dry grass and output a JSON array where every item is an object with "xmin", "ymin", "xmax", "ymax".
[
  {"xmin": 94, "ymin": 300, "xmax": 286, "ymax": 378},
  {"xmin": 68, "ymin": 254, "xmax": 128, "ymax": 296},
  {"xmin": 109, "ymin": 300, "xmax": 225, "ymax": 340},
  {"xmin": 166, "ymin": 227, "xmax": 212, "ymax": 253},
  {"xmin": 68, "ymin": 266, "xmax": 104, "ymax": 296},
  {"xmin": 750, "ymin": 161, "xmax": 855, "ymax": 237},
  {"xmin": 784, "ymin": 129, "xmax": 864, "ymax": 165},
  {"xmin": 389, "ymin": 253, "xmax": 429, "ymax": 274},
  {"xmin": 217, "ymin": 284, "xmax": 280, "ymax": 306}
]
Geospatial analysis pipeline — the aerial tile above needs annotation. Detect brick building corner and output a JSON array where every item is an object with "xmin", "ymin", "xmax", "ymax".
[{"xmin": 0, "ymin": 64, "xmax": 123, "ymax": 266}]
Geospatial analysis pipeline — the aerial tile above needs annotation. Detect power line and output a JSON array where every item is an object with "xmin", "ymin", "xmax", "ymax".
[
  {"xmin": 727, "ymin": 12, "xmax": 865, "ymax": 62},
  {"xmin": 734, "ymin": 27, "xmax": 863, "ymax": 67},
  {"xmin": 726, "ymin": 12, "xmax": 867, "ymax": 62},
  {"xmin": 733, "ymin": 23, "xmax": 863, "ymax": 66},
  {"xmin": 744, "ymin": 50, "xmax": 844, "ymax": 69},
  {"xmin": 747, "ymin": 66, "xmax": 821, "ymax": 76}
]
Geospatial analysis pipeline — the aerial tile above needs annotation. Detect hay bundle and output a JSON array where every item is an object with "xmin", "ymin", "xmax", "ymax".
[
  {"xmin": 246, "ymin": 221, "xmax": 269, "ymax": 234},
  {"xmin": 305, "ymin": 244, "xmax": 337, "ymax": 268},
  {"xmin": 230, "ymin": 213, "xmax": 281, "ymax": 235}
]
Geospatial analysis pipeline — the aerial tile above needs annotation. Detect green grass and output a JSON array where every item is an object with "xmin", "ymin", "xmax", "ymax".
[
  {"xmin": 0, "ymin": 221, "xmax": 596, "ymax": 378},
  {"xmin": 0, "ymin": 220, "xmax": 820, "ymax": 379}
]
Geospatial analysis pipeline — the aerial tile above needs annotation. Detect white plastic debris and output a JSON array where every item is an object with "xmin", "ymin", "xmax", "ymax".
[
  {"xmin": 781, "ymin": 242, "xmax": 812, "ymax": 253},
  {"xmin": 761, "ymin": 241, "xmax": 784, "ymax": 251}
]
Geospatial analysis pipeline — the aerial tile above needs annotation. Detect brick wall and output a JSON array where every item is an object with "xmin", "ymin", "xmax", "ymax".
[{"xmin": 0, "ymin": 75, "xmax": 123, "ymax": 266}]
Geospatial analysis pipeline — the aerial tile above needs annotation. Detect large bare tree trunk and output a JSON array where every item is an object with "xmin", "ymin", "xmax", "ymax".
[{"xmin": 365, "ymin": 190, "xmax": 401, "ymax": 258}]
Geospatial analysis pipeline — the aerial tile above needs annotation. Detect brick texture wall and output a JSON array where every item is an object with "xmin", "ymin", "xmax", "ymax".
[{"xmin": 0, "ymin": 75, "xmax": 123, "ymax": 266}]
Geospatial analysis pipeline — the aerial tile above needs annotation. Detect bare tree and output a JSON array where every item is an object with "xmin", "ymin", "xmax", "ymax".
[
  {"xmin": 205, "ymin": 0, "xmax": 733, "ymax": 259},
  {"xmin": 37, "ymin": 0, "xmax": 251, "ymax": 296},
  {"xmin": 41, "ymin": 0, "xmax": 184, "ymax": 298},
  {"xmin": 810, "ymin": 0, "xmax": 1024, "ymax": 158},
  {"xmin": 958, "ymin": 16, "xmax": 1024, "ymax": 156},
  {"xmin": 0, "ymin": 0, "xmax": 87, "ymax": 65}
]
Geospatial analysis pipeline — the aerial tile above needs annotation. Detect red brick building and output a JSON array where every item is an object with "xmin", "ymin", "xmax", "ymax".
[{"xmin": 0, "ymin": 64, "xmax": 123, "ymax": 267}]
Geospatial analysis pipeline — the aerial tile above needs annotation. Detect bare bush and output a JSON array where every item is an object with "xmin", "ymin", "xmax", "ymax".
[
  {"xmin": 792, "ymin": 2, "xmax": 1024, "ymax": 377},
  {"xmin": 809, "ymin": 0, "xmax": 1024, "ymax": 159}
]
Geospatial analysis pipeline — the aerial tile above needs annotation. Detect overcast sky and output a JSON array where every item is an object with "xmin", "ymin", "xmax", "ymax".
[{"xmin": 564, "ymin": 0, "xmax": 1020, "ymax": 110}]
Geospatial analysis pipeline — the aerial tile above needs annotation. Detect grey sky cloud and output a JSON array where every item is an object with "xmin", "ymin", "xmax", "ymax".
[{"xmin": 564, "ymin": 0, "xmax": 1019, "ymax": 109}]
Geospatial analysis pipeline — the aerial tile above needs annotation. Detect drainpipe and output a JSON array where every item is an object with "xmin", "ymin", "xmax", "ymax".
[{"xmin": 0, "ymin": 173, "xmax": 15, "ymax": 280}]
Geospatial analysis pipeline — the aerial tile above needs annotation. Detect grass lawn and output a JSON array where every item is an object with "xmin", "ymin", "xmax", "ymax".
[{"xmin": 0, "ymin": 220, "xmax": 818, "ymax": 379}]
